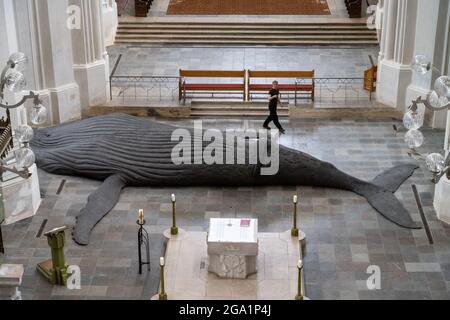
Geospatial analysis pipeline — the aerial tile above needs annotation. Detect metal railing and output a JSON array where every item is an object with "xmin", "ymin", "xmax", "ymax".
[
  {"xmin": 109, "ymin": 75, "xmax": 182, "ymax": 105},
  {"xmin": 296, "ymin": 77, "xmax": 373, "ymax": 105},
  {"xmin": 117, "ymin": 0, "xmax": 131, "ymax": 16},
  {"xmin": 108, "ymin": 74, "xmax": 374, "ymax": 106}
]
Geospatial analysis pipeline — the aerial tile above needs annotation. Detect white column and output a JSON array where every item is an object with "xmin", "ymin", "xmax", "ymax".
[
  {"xmin": 377, "ymin": 0, "xmax": 417, "ymax": 110},
  {"xmin": 14, "ymin": 0, "xmax": 81, "ymax": 125},
  {"xmin": 102, "ymin": 0, "xmax": 118, "ymax": 47},
  {"xmin": 377, "ymin": 0, "xmax": 387, "ymax": 73},
  {"xmin": 434, "ymin": 112, "xmax": 450, "ymax": 224},
  {"xmin": 0, "ymin": 0, "xmax": 42, "ymax": 224},
  {"xmin": 376, "ymin": 0, "xmax": 385, "ymax": 56},
  {"xmin": 71, "ymin": 0, "xmax": 109, "ymax": 115},
  {"xmin": 383, "ymin": 0, "xmax": 398, "ymax": 61},
  {"xmin": 432, "ymin": 0, "xmax": 450, "ymax": 223},
  {"xmin": 406, "ymin": 0, "xmax": 448, "ymax": 129},
  {"xmin": 0, "ymin": 0, "xmax": 25, "ymax": 130}
]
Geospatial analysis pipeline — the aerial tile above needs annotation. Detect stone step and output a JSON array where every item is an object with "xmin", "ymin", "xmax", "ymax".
[
  {"xmin": 291, "ymin": 107, "xmax": 402, "ymax": 119},
  {"xmin": 116, "ymin": 30, "xmax": 377, "ymax": 38},
  {"xmin": 190, "ymin": 107, "xmax": 402, "ymax": 119},
  {"xmin": 115, "ymin": 21, "xmax": 378, "ymax": 46},
  {"xmin": 191, "ymin": 108, "xmax": 290, "ymax": 113},
  {"xmin": 117, "ymin": 29, "xmax": 376, "ymax": 35},
  {"xmin": 115, "ymin": 38, "xmax": 379, "ymax": 45},
  {"xmin": 118, "ymin": 24, "xmax": 374, "ymax": 30},
  {"xmin": 116, "ymin": 34, "xmax": 377, "ymax": 40},
  {"xmin": 118, "ymin": 21, "xmax": 370, "ymax": 27},
  {"xmin": 191, "ymin": 102, "xmax": 289, "ymax": 117},
  {"xmin": 189, "ymin": 101, "xmax": 401, "ymax": 119},
  {"xmin": 191, "ymin": 105, "xmax": 288, "ymax": 111},
  {"xmin": 190, "ymin": 110, "xmax": 289, "ymax": 117}
]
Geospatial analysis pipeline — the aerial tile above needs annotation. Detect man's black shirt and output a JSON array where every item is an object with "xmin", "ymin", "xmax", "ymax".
[{"xmin": 269, "ymin": 88, "xmax": 279, "ymax": 111}]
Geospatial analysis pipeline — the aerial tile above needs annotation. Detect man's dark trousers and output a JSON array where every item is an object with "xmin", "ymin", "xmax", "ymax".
[{"xmin": 263, "ymin": 106, "xmax": 283, "ymax": 131}]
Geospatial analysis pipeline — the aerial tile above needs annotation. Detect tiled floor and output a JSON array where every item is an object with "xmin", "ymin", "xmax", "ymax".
[
  {"xmin": 1, "ymin": 117, "xmax": 449, "ymax": 300},
  {"xmin": 161, "ymin": 231, "xmax": 305, "ymax": 300},
  {"xmin": 108, "ymin": 45, "xmax": 380, "ymax": 78},
  {"xmin": 107, "ymin": 45, "xmax": 379, "ymax": 105}
]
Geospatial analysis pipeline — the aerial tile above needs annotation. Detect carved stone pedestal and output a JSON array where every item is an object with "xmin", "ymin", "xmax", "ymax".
[
  {"xmin": 207, "ymin": 219, "xmax": 258, "ymax": 279},
  {"xmin": 434, "ymin": 176, "xmax": 450, "ymax": 225},
  {"xmin": 0, "ymin": 264, "xmax": 24, "ymax": 300},
  {"xmin": 1, "ymin": 164, "xmax": 41, "ymax": 225}
]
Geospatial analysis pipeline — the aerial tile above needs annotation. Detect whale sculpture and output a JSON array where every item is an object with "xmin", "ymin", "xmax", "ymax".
[{"xmin": 31, "ymin": 113, "xmax": 421, "ymax": 245}]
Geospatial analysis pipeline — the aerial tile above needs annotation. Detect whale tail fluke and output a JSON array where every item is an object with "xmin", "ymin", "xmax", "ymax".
[
  {"xmin": 72, "ymin": 174, "xmax": 127, "ymax": 246},
  {"xmin": 371, "ymin": 164, "xmax": 419, "ymax": 193},
  {"xmin": 354, "ymin": 164, "xmax": 422, "ymax": 229}
]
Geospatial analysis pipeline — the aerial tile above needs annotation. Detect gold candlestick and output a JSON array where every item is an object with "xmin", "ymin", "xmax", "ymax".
[
  {"xmin": 159, "ymin": 257, "xmax": 168, "ymax": 300},
  {"xmin": 291, "ymin": 195, "xmax": 299, "ymax": 237},
  {"xmin": 295, "ymin": 259, "xmax": 304, "ymax": 300},
  {"xmin": 170, "ymin": 194, "xmax": 178, "ymax": 235}
]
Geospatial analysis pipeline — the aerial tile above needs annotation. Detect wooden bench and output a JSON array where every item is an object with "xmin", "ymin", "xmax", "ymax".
[
  {"xmin": 345, "ymin": 0, "xmax": 363, "ymax": 18},
  {"xmin": 247, "ymin": 70, "xmax": 315, "ymax": 104},
  {"xmin": 179, "ymin": 70, "xmax": 246, "ymax": 104},
  {"xmin": 135, "ymin": 0, "xmax": 153, "ymax": 17}
]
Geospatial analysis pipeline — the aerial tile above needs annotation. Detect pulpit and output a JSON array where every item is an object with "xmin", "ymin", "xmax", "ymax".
[{"xmin": 207, "ymin": 218, "xmax": 258, "ymax": 279}]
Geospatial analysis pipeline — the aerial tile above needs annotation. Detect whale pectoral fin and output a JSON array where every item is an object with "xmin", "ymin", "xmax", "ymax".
[
  {"xmin": 372, "ymin": 164, "xmax": 419, "ymax": 193},
  {"xmin": 72, "ymin": 174, "xmax": 127, "ymax": 246}
]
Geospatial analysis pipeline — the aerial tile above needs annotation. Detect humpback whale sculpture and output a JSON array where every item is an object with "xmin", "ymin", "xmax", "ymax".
[{"xmin": 31, "ymin": 113, "xmax": 420, "ymax": 245}]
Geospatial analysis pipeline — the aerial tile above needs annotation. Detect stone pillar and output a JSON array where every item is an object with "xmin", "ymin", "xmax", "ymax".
[
  {"xmin": 405, "ymin": 0, "xmax": 449, "ymax": 129},
  {"xmin": 434, "ymin": 111, "xmax": 450, "ymax": 224},
  {"xmin": 71, "ymin": 0, "xmax": 110, "ymax": 115},
  {"xmin": 0, "ymin": 0, "xmax": 25, "ymax": 130},
  {"xmin": 0, "ymin": 0, "xmax": 41, "ymax": 224},
  {"xmin": 376, "ymin": 0, "xmax": 386, "ymax": 56},
  {"xmin": 13, "ymin": 0, "xmax": 81, "ymax": 125},
  {"xmin": 432, "ymin": 3, "xmax": 449, "ymax": 223},
  {"xmin": 383, "ymin": 0, "xmax": 398, "ymax": 61},
  {"xmin": 377, "ymin": 0, "xmax": 417, "ymax": 110},
  {"xmin": 102, "ymin": 0, "xmax": 118, "ymax": 47}
]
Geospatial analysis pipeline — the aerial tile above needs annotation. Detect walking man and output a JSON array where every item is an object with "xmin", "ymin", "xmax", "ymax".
[{"xmin": 263, "ymin": 81, "xmax": 286, "ymax": 134}]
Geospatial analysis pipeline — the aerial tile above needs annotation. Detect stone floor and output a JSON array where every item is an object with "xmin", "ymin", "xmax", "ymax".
[
  {"xmin": 1, "ymin": 117, "xmax": 450, "ymax": 300},
  {"xmin": 108, "ymin": 45, "xmax": 380, "ymax": 78},
  {"xmin": 159, "ymin": 231, "xmax": 305, "ymax": 300},
  {"xmin": 107, "ymin": 45, "xmax": 379, "ymax": 105}
]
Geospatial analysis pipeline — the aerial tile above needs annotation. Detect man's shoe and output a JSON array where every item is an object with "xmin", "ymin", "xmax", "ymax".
[
  {"xmin": 280, "ymin": 129, "xmax": 286, "ymax": 134},
  {"xmin": 263, "ymin": 126, "xmax": 272, "ymax": 130}
]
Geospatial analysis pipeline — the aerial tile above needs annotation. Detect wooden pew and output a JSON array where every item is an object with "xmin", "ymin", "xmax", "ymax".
[
  {"xmin": 247, "ymin": 70, "xmax": 315, "ymax": 104},
  {"xmin": 345, "ymin": 0, "xmax": 363, "ymax": 18},
  {"xmin": 135, "ymin": 0, "xmax": 152, "ymax": 17},
  {"xmin": 179, "ymin": 70, "xmax": 246, "ymax": 104}
]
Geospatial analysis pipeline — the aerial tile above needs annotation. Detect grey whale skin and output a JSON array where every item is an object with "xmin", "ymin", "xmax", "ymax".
[{"xmin": 31, "ymin": 113, "xmax": 421, "ymax": 245}]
